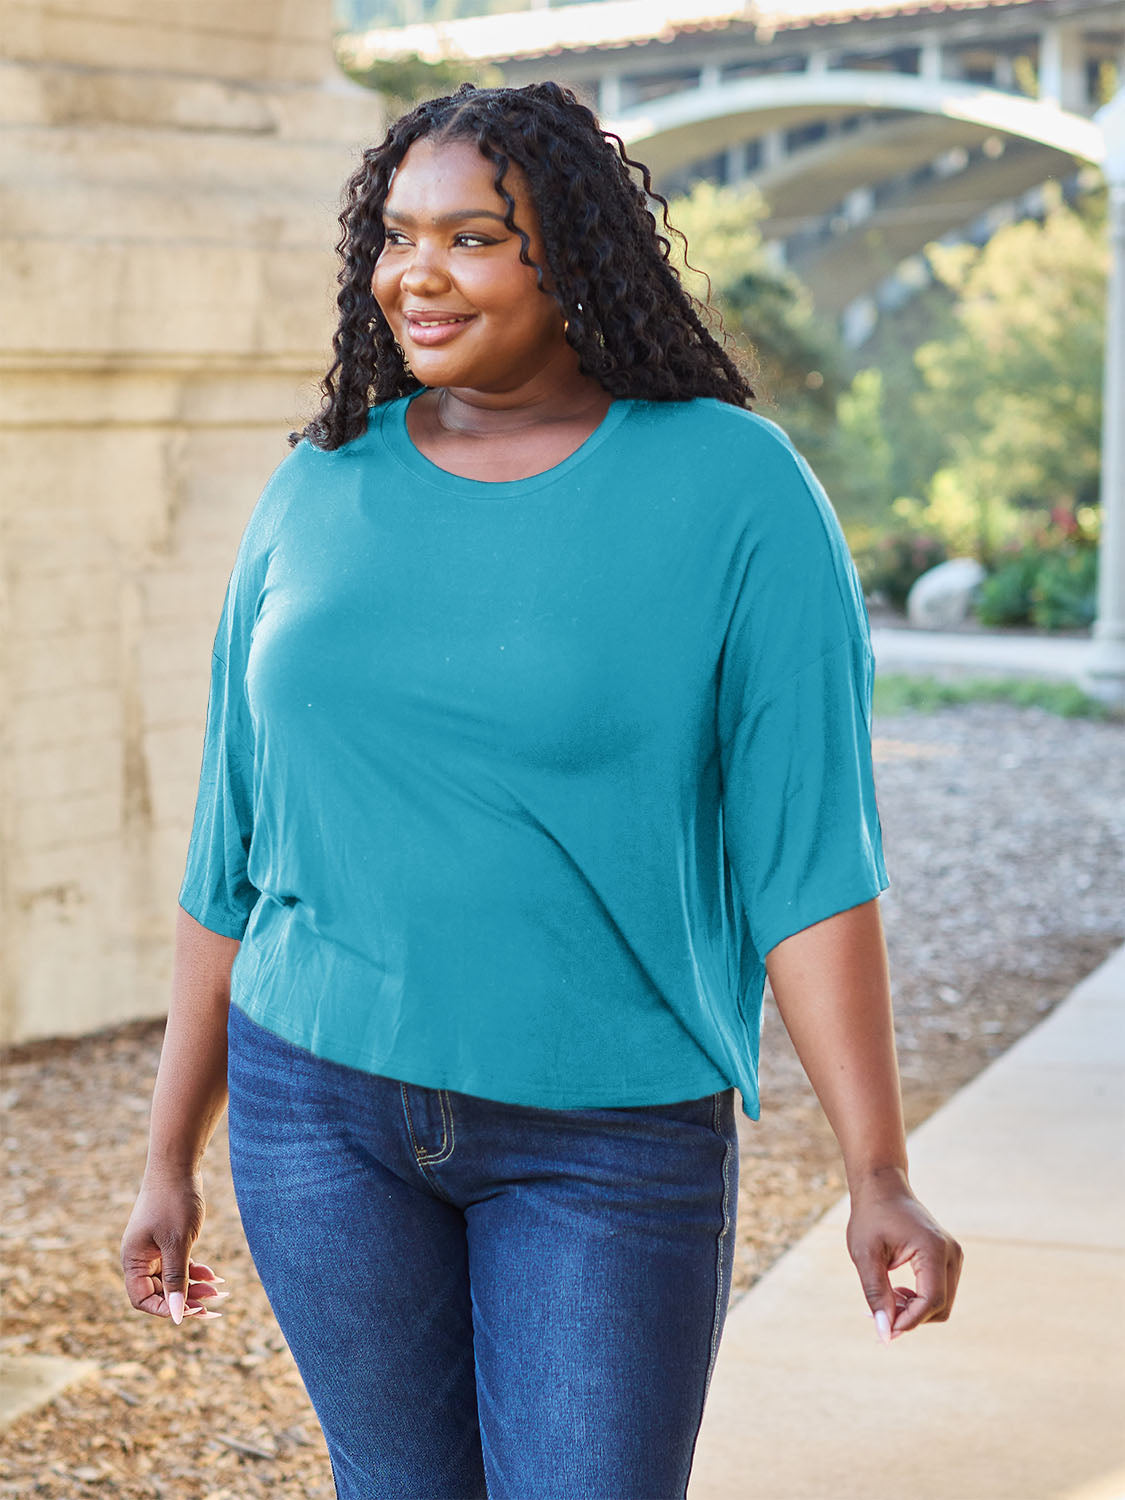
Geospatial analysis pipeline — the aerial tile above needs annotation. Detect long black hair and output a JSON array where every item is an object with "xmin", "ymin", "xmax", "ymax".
[{"xmin": 293, "ymin": 80, "xmax": 756, "ymax": 450}]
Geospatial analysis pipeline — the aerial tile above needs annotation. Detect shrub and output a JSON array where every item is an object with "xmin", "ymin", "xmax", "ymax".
[
  {"xmin": 975, "ymin": 506, "xmax": 1099, "ymax": 629},
  {"xmin": 856, "ymin": 529, "xmax": 948, "ymax": 611},
  {"xmin": 1029, "ymin": 546, "xmax": 1098, "ymax": 629},
  {"xmin": 975, "ymin": 553, "xmax": 1039, "ymax": 625}
]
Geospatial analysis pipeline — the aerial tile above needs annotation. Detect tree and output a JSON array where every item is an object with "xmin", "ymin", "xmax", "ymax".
[
  {"xmin": 910, "ymin": 188, "xmax": 1107, "ymax": 560},
  {"xmin": 664, "ymin": 180, "xmax": 846, "ymax": 466}
]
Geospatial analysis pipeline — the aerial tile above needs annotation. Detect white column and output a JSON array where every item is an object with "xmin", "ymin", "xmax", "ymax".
[
  {"xmin": 725, "ymin": 142, "xmax": 749, "ymax": 184},
  {"xmin": 805, "ymin": 50, "xmax": 830, "ymax": 75},
  {"xmin": 1087, "ymin": 89, "xmax": 1125, "ymax": 704},
  {"xmin": 699, "ymin": 62, "xmax": 722, "ymax": 93},
  {"xmin": 841, "ymin": 295, "xmax": 877, "ymax": 348},
  {"xmin": 1039, "ymin": 22, "xmax": 1087, "ymax": 111},
  {"xmin": 761, "ymin": 128, "xmax": 787, "ymax": 169},
  {"xmin": 598, "ymin": 72, "xmax": 622, "ymax": 118},
  {"xmin": 844, "ymin": 185, "xmax": 874, "ymax": 224},
  {"xmin": 918, "ymin": 35, "xmax": 944, "ymax": 82}
]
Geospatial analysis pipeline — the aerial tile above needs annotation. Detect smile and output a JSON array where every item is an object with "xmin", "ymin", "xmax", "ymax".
[{"xmin": 404, "ymin": 314, "xmax": 477, "ymax": 347}]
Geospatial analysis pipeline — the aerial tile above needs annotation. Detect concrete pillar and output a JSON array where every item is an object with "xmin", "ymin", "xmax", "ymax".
[
  {"xmin": 919, "ymin": 36, "xmax": 944, "ymax": 82},
  {"xmin": 841, "ymin": 295, "xmax": 877, "ymax": 348},
  {"xmin": 599, "ymin": 72, "xmax": 623, "ymax": 118},
  {"xmin": 0, "ymin": 0, "xmax": 384, "ymax": 1044},
  {"xmin": 1086, "ymin": 89, "xmax": 1125, "ymax": 705},
  {"xmin": 699, "ymin": 63, "xmax": 722, "ymax": 93},
  {"xmin": 761, "ymin": 129, "xmax": 787, "ymax": 169},
  {"xmin": 844, "ymin": 186, "xmax": 874, "ymax": 225},
  {"xmin": 725, "ymin": 142, "xmax": 749, "ymax": 185},
  {"xmin": 805, "ymin": 51, "xmax": 830, "ymax": 75},
  {"xmin": 1039, "ymin": 22, "xmax": 1087, "ymax": 111}
]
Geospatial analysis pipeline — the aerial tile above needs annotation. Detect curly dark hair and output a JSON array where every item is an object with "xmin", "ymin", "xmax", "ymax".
[{"xmin": 292, "ymin": 79, "xmax": 756, "ymax": 450}]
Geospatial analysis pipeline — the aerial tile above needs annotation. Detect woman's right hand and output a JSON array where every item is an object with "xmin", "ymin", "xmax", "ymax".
[{"xmin": 121, "ymin": 1174, "xmax": 227, "ymax": 1325}]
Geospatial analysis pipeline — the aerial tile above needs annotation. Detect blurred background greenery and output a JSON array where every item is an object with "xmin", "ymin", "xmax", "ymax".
[
  {"xmin": 667, "ymin": 178, "xmax": 1105, "ymax": 631},
  {"xmin": 333, "ymin": 1, "xmax": 1110, "ymax": 633}
]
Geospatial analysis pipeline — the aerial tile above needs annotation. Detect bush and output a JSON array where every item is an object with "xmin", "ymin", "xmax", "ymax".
[
  {"xmin": 1030, "ymin": 546, "xmax": 1098, "ymax": 629},
  {"xmin": 856, "ymin": 529, "xmax": 948, "ymax": 611},
  {"xmin": 975, "ymin": 507, "xmax": 1099, "ymax": 629},
  {"xmin": 974, "ymin": 553, "xmax": 1039, "ymax": 625}
]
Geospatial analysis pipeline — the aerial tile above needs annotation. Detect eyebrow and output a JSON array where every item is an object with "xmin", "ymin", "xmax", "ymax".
[{"xmin": 382, "ymin": 208, "xmax": 511, "ymax": 226}]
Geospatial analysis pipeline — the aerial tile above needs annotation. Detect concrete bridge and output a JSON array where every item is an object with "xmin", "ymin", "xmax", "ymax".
[{"xmin": 343, "ymin": 0, "xmax": 1122, "ymax": 328}]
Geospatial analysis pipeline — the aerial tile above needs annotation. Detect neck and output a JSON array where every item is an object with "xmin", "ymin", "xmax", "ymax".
[{"xmin": 431, "ymin": 351, "xmax": 608, "ymax": 438}]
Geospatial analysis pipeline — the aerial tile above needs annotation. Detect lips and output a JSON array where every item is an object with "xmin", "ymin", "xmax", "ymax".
[{"xmin": 403, "ymin": 312, "xmax": 477, "ymax": 348}]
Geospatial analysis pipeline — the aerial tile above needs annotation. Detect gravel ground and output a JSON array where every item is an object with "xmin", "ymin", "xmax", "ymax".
[{"xmin": 1, "ymin": 699, "xmax": 1122, "ymax": 1498}]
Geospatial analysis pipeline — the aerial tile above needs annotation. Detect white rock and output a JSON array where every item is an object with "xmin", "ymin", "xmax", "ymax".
[{"xmin": 906, "ymin": 557, "xmax": 987, "ymax": 628}]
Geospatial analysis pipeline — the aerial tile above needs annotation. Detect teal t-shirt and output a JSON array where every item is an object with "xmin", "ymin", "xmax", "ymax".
[{"xmin": 178, "ymin": 392, "xmax": 888, "ymax": 1120}]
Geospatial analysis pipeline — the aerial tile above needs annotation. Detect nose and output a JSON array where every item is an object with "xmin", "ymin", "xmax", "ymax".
[{"xmin": 400, "ymin": 241, "xmax": 451, "ymax": 296}]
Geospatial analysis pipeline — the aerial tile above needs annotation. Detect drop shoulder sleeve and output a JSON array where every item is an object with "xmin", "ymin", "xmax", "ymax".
[
  {"xmin": 715, "ymin": 414, "xmax": 889, "ymax": 963},
  {"xmin": 176, "ymin": 448, "xmax": 298, "ymax": 939}
]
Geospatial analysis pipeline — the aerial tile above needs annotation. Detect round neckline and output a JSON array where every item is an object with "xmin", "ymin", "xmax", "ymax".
[{"xmin": 378, "ymin": 388, "xmax": 633, "ymax": 498}]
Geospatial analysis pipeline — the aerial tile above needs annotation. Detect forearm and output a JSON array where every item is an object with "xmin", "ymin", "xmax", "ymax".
[
  {"xmin": 765, "ymin": 897, "xmax": 908, "ymax": 1191},
  {"xmin": 144, "ymin": 905, "xmax": 241, "ymax": 1178}
]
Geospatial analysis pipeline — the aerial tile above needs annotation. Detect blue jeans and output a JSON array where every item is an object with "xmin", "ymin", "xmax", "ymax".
[{"xmin": 226, "ymin": 1002, "xmax": 739, "ymax": 1500}]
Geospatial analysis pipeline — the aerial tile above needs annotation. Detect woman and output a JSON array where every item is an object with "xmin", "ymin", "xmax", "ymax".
[{"xmin": 121, "ymin": 81, "xmax": 961, "ymax": 1500}]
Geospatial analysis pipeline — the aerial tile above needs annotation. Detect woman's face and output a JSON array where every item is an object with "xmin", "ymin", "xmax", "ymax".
[{"xmin": 371, "ymin": 135, "xmax": 569, "ymax": 394}]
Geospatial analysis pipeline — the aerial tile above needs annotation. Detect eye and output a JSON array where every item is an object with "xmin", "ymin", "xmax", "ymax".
[
  {"xmin": 454, "ymin": 233, "xmax": 495, "ymax": 248},
  {"xmin": 382, "ymin": 229, "xmax": 410, "ymax": 246}
]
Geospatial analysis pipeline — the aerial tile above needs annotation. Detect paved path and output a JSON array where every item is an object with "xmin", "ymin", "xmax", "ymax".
[
  {"xmin": 870, "ymin": 623, "xmax": 1094, "ymax": 681},
  {"xmin": 689, "ymin": 942, "xmax": 1125, "ymax": 1500}
]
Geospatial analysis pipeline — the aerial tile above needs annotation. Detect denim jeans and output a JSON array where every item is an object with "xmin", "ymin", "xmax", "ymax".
[{"xmin": 226, "ymin": 1002, "xmax": 740, "ymax": 1500}]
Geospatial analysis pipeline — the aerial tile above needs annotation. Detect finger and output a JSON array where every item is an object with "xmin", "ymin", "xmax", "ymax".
[
  {"xmin": 890, "ymin": 1255, "xmax": 949, "ymax": 1334},
  {"xmin": 122, "ymin": 1241, "xmax": 166, "ymax": 1315},
  {"xmin": 187, "ymin": 1286, "xmax": 230, "ymax": 1307},
  {"xmin": 188, "ymin": 1262, "xmax": 224, "ymax": 1284},
  {"xmin": 851, "ymin": 1246, "xmax": 897, "ymax": 1344},
  {"xmin": 181, "ymin": 1305, "xmax": 224, "ymax": 1322},
  {"xmin": 158, "ymin": 1238, "xmax": 193, "ymax": 1326},
  {"xmin": 944, "ymin": 1240, "xmax": 965, "ymax": 1313}
]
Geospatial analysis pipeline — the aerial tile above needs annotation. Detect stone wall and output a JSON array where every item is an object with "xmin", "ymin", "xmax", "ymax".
[{"xmin": 0, "ymin": 0, "xmax": 384, "ymax": 1043}]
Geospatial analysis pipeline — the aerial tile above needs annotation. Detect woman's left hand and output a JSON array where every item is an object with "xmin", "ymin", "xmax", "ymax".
[{"xmin": 845, "ymin": 1166, "xmax": 963, "ymax": 1343}]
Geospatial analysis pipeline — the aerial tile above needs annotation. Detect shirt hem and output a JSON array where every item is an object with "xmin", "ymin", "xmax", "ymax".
[
  {"xmin": 756, "ymin": 870, "xmax": 890, "ymax": 963},
  {"xmin": 229, "ymin": 998, "xmax": 737, "ymax": 1111},
  {"xmin": 177, "ymin": 890, "xmax": 250, "ymax": 942}
]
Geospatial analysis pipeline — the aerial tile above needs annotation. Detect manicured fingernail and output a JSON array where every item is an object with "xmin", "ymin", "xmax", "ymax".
[
  {"xmin": 191, "ymin": 1274, "xmax": 225, "ymax": 1285},
  {"xmin": 874, "ymin": 1310, "xmax": 892, "ymax": 1345},
  {"xmin": 193, "ymin": 1291, "xmax": 230, "ymax": 1304},
  {"xmin": 168, "ymin": 1291, "xmax": 186, "ymax": 1326},
  {"xmin": 191, "ymin": 1309, "xmax": 223, "ymax": 1321}
]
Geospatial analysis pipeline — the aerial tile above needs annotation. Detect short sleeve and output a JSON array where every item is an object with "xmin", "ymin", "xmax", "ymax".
[
  {"xmin": 717, "ymin": 416, "xmax": 889, "ymax": 962},
  {"xmin": 176, "ymin": 450, "xmax": 295, "ymax": 939},
  {"xmin": 177, "ymin": 630, "xmax": 258, "ymax": 940}
]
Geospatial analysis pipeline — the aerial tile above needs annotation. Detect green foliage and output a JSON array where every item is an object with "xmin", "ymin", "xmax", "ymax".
[
  {"xmin": 872, "ymin": 674, "xmax": 1113, "ymax": 722},
  {"xmin": 664, "ymin": 183, "xmax": 1108, "ymax": 587},
  {"xmin": 336, "ymin": 47, "xmax": 501, "ymax": 109},
  {"xmin": 854, "ymin": 529, "xmax": 948, "ymax": 611},
  {"xmin": 1028, "ymin": 547, "xmax": 1098, "ymax": 630},
  {"xmin": 664, "ymin": 181, "xmax": 846, "ymax": 428},
  {"xmin": 974, "ymin": 554, "xmax": 1039, "ymax": 627},
  {"xmin": 976, "ymin": 507, "xmax": 1100, "ymax": 630},
  {"xmin": 912, "ymin": 189, "xmax": 1107, "ymax": 558}
]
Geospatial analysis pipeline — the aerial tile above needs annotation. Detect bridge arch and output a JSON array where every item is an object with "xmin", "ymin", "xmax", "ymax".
[{"xmin": 607, "ymin": 71, "xmax": 1104, "ymax": 180}]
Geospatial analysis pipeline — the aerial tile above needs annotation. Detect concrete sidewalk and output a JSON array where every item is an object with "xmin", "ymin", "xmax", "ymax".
[
  {"xmin": 689, "ymin": 942, "xmax": 1125, "ymax": 1500},
  {"xmin": 869, "ymin": 623, "xmax": 1094, "ymax": 681}
]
